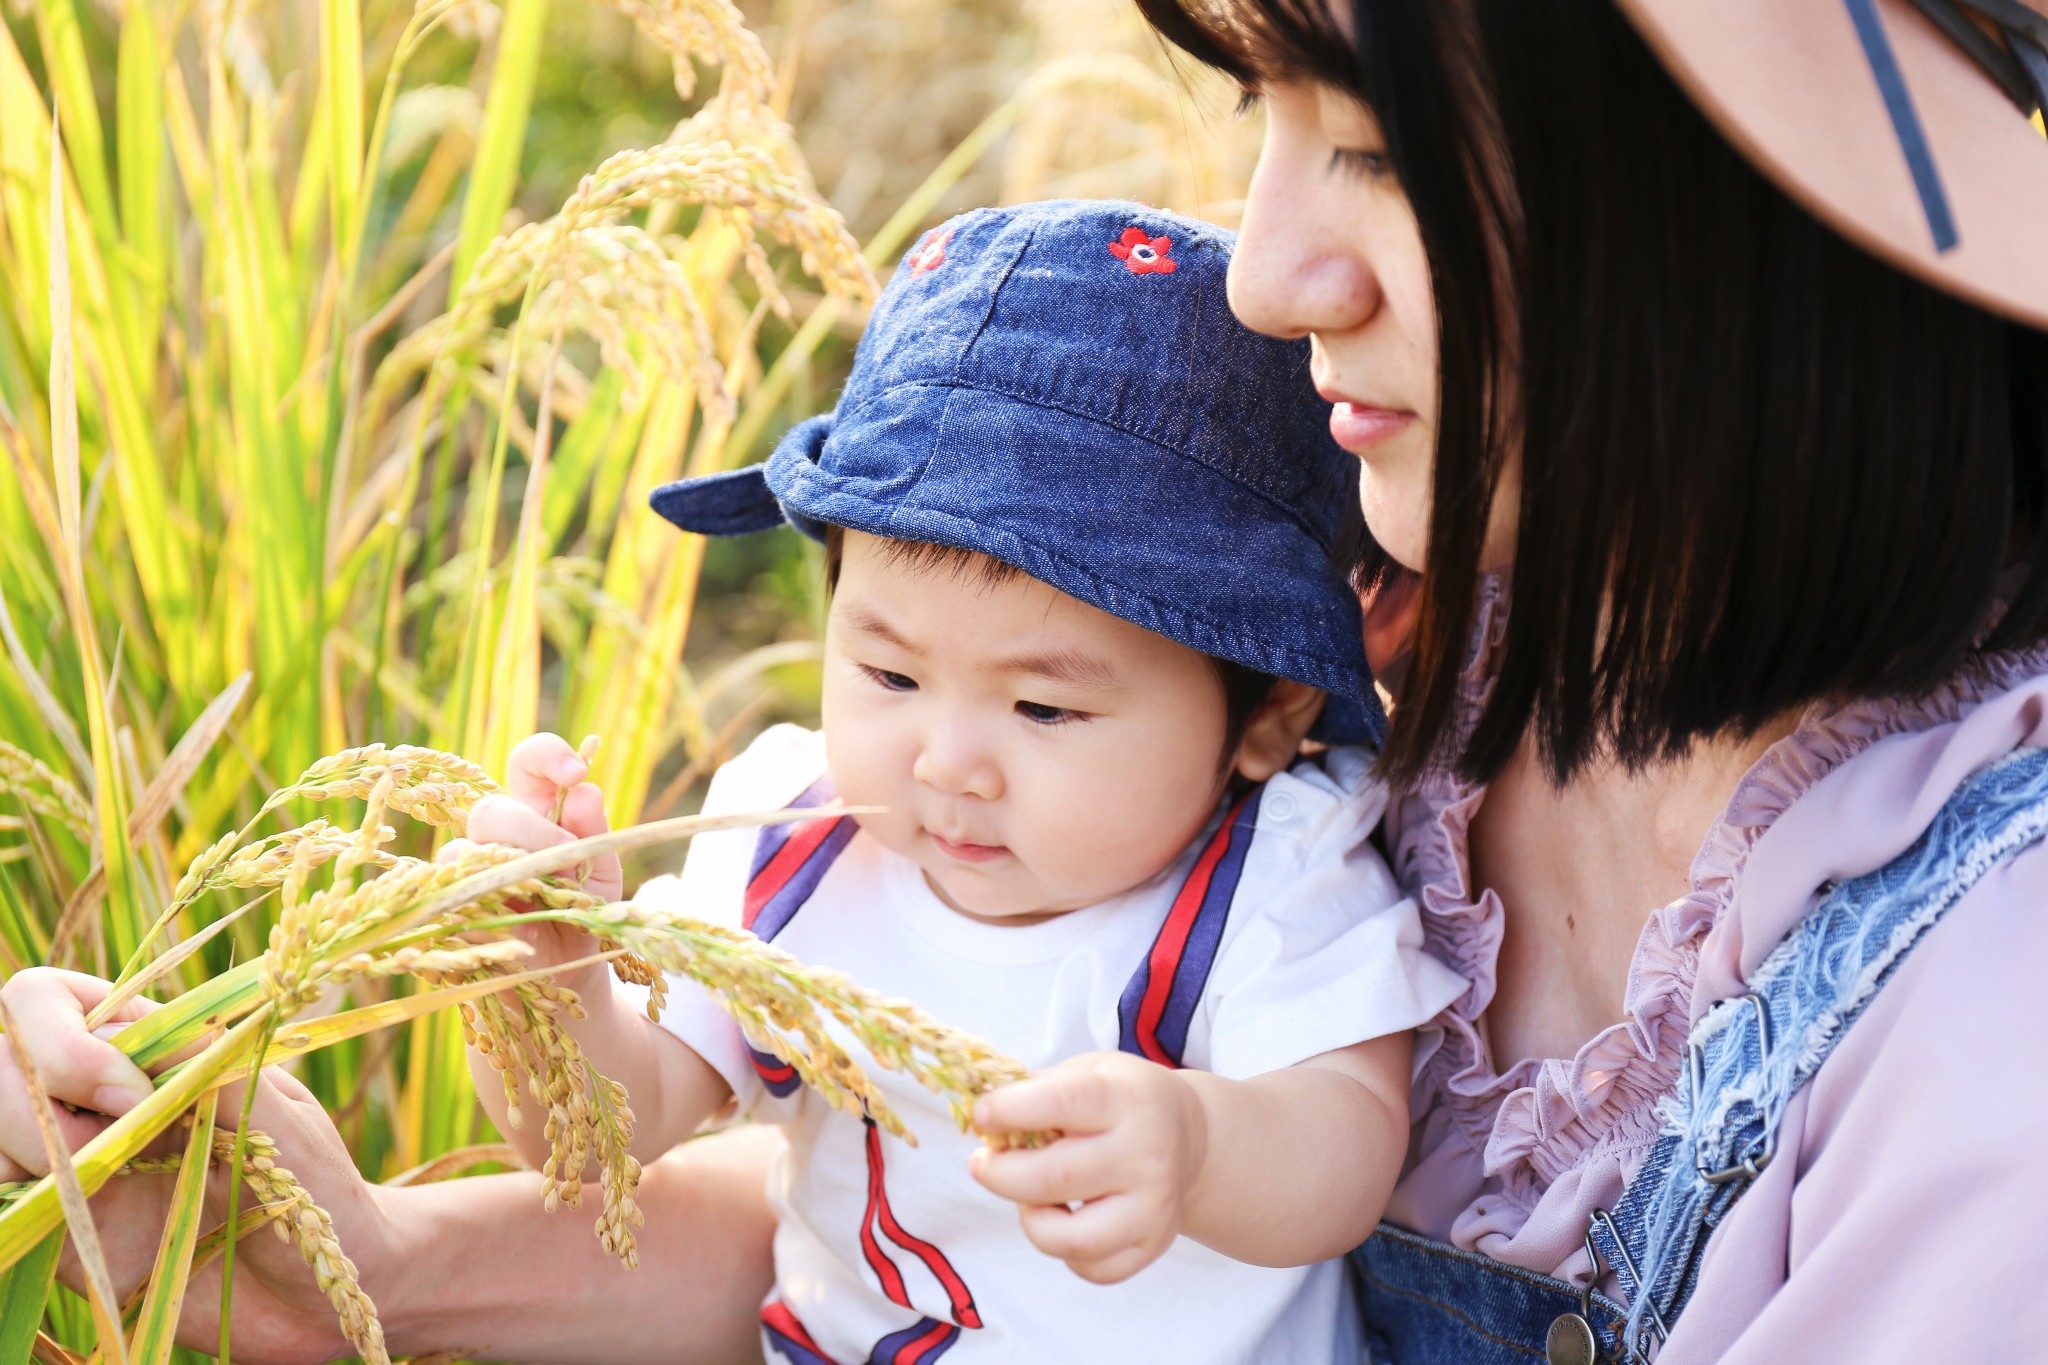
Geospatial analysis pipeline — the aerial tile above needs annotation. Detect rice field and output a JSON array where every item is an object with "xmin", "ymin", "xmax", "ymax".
[{"xmin": 0, "ymin": 0, "xmax": 1251, "ymax": 1359}]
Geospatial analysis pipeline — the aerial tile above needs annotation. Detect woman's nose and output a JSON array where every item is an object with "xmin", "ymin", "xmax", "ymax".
[
  {"xmin": 1228, "ymin": 148, "xmax": 1382, "ymax": 342},
  {"xmin": 912, "ymin": 725, "xmax": 1003, "ymax": 801}
]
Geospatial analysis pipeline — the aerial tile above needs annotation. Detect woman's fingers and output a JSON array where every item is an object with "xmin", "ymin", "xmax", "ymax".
[
  {"xmin": 0, "ymin": 969, "xmax": 155, "ymax": 1177},
  {"xmin": 1, "ymin": 969, "xmax": 154, "ymax": 1112},
  {"xmin": 503, "ymin": 732, "xmax": 587, "ymax": 811}
]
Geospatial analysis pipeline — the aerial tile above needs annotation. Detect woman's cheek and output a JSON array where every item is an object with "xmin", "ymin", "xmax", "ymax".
[{"xmin": 1358, "ymin": 448, "xmax": 1433, "ymax": 573}]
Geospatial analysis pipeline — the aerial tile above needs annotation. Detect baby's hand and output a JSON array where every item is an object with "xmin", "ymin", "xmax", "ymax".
[
  {"xmin": 968, "ymin": 1051, "xmax": 1205, "ymax": 1285},
  {"xmin": 443, "ymin": 732, "xmax": 622, "ymax": 998}
]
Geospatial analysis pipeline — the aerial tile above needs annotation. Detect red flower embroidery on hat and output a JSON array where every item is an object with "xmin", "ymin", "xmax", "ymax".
[
  {"xmin": 906, "ymin": 229, "xmax": 952, "ymax": 276},
  {"xmin": 1109, "ymin": 226, "xmax": 1177, "ymax": 275}
]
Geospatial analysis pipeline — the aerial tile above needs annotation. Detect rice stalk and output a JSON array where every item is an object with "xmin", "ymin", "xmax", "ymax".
[
  {"xmin": 0, "ymin": 741, "xmax": 91, "ymax": 839},
  {"xmin": 0, "ymin": 740, "xmax": 1038, "ymax": 1360}
]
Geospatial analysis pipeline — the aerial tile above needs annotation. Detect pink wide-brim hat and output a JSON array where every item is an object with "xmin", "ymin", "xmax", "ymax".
[{"xmin": 1613, "ymin": 0, "xmax": 2048, "ymax": 328}]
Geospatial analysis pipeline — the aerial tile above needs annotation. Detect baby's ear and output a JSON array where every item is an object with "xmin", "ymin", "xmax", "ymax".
[{"xmin": 1233, "ymin": 680, "xmax": 1326, "ymax": 783}]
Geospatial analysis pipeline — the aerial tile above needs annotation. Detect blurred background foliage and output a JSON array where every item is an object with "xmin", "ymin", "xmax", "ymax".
[{"xmin": 0, "ymin": 0, "xmax": 1252, "ymax": 1355}]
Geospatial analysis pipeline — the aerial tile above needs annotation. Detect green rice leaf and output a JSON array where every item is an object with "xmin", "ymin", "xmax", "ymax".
[
  {"xmin": 0, "ymin": 1228, "xmax": 61, "ymax": 1365},
  {"xmin": 125, "ymin": 1090, "xmax": 217, "ymax": 1365},
  {"xmin": 451, "ymin": 0, "xmax": 547, "ymax": 295}
]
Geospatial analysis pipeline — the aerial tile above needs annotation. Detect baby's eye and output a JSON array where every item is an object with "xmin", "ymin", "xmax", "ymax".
[
  {"xmin": 860, "ymin": 665, "xmax": 918, "ymax": 692},
  {"xmin": 1016, "ymin": 700, "xmax": 1082, "ymax": 727}
]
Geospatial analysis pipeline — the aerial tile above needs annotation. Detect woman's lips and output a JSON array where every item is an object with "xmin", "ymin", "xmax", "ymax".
[
  {"xmin": 929, "ymin": 832, "xmax": 1009, "ymax": 864},
  {"xmin": 1328, "ymin": 400, "xmax": 1417, "ymax": 452}
]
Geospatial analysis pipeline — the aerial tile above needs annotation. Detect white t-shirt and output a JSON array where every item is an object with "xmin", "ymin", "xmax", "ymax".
[{"xmin": 627, "ymin": 725, "xmax": 1466, "ymax": 1365}]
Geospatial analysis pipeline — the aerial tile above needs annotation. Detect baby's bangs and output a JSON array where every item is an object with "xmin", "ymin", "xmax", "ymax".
[{"xmin": 1134, "ymin": 0, "xmax": 1364, "ymax": 93}]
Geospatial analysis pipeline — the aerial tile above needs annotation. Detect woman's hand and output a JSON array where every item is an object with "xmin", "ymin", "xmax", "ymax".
[
  {"xmin": 444, "ymin": 731, "xmax": 623, "ymax": 1002},
  {"xmin": 0, "ymin": 967, "xmax": 398, "ymax": 1364},
  {"xmin": 968, "ymin": 1051, "xmax": 1207, "ymax": 1285}
]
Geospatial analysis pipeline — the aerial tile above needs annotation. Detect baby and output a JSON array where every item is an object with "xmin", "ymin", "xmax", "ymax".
[{"xmin": 467, "ymin": 200, "xmax": 1464, "ymax": 1363}]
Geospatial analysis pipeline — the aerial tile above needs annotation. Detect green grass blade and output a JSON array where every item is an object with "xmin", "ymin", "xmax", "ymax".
[
  {"xmin": 0, "ymin": 1227, "xmax": 61, "ymax": 1365},
  {"xmin": 48, "ymin": 116, "xmax": 146, "ymax": 972},
  {"xmin": 30, "ymin": 0, "xmax": 112, "ymax": 232},
  {"xmin": 451, "ymin": 0, "xmax": 547, "ymax": 295},
  {"xmin": 125, "ymin": 1091, "xmax": 217, "ymax": 1365},
  {"xmin": 321, "ymin": 0, "xmax": 366, "ymax": 281},
  {"xmin": 113, "ymin": 0, "xmax": 166, "ymax": 399}
]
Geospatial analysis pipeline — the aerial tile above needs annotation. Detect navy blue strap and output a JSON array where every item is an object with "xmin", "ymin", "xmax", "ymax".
[{"xmin": 1846, "ymin": 0, "xmax": 1961, "ymax": 252}]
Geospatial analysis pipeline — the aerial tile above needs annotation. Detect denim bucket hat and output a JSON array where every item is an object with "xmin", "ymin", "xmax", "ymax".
[{"xmin": 650, "ymin": 199, "xmax": 1383, "ymax": 745}]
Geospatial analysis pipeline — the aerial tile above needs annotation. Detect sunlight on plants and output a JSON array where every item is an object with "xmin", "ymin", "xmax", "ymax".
[{"xmin": 0, "ymin": 0, "xmax": 1250, "ymax": 1357}]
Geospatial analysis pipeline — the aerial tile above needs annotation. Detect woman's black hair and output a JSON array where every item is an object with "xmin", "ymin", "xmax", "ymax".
[{"xmin": 1138, "ymin": 0, "xmax": 2048, "ymax": 785}]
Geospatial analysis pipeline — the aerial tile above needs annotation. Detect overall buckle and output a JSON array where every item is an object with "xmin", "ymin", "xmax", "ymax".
[{"xmin": 1686, "ymin": 992, "xmax": 1776, "ymax": 1185}]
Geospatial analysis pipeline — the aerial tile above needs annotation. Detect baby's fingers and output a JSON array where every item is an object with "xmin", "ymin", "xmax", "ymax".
[
  {"xmin": 465, "ymin": 792, "xmax": 620, "ymax": 899},
  {"xmin": 503, "ymin": 732, "xmax": 589, "ymax": 812},
  {"xmin": 973, "ymin": 1060, "xmax": 1115, "ymax": 1138},
  {"xmin": 1016, "ymin": 1196, "xmax": 1162, "ymax": 1285},
  {"xmin": 971, "ymin": 1133, "xmax": 1120, "ymax": 1208},
  {"xmin": 466, "ymin": 793, "xmax": 577, "ymax": 854},
  {"xmin": 555, "ymin": 784, "xmax": 622, "ymax": 900}
]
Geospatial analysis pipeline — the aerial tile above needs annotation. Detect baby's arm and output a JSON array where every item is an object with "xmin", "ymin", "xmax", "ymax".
[
  {"xmin": 970, "ymin": 1036, "xmax": 1410, "ymax": 1282},
  {"xmin": 459, "ymin": 733, "xmax": 731, "ymax": 1173}
]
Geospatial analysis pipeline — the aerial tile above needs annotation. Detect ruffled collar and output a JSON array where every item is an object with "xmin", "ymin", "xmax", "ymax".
[{"xmin": 1392, "ymin": 575, "xmax": 2048, "ymax": 1200}]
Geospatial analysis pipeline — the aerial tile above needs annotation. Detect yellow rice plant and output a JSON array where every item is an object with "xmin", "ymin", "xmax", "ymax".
[
  {"xmin": 0, "ymin": 0, "xmax": 1249, "ymax": 1357},
  {"xmin": 0, "ymin": 746, "xmax": 1035, "ymax": 1364}
]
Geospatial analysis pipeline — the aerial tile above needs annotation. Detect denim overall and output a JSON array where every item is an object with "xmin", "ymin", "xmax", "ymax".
[{"xmin": 1352, "ymin": 745, "xmax": 2048, "ymax": 1364}]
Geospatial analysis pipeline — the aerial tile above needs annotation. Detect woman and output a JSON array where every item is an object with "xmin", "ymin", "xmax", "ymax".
[{"xmin": 5, "ymin": 0, "xmax": 2045, "ymax": 1360}]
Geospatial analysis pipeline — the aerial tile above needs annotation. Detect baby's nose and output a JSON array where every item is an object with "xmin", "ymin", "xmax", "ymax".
[{"xmin": 912, "ymin": 729, "xmax": 1003, "ymax": 800}]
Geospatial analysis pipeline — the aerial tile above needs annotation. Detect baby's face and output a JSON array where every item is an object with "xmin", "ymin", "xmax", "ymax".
[{"xmin": 822, "ymin": 530, "xmax": 1240, "ymax": 924}]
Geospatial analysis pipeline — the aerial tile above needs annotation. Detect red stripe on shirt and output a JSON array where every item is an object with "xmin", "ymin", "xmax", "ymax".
[
  {"xmin": 744, "ymin": 816, "xmax": 843, "ymax": 930},
  {"xmin": 1131, "ymin": 796, "xmax": 1246, "ymax": 1065},
  {"xmin": 890, "ymin": 1319, "xmax": 956, "ymax": 1365},
  {"xmin": 866, "ymin": 1123, "xmax": 981, "ymax": 1328}
]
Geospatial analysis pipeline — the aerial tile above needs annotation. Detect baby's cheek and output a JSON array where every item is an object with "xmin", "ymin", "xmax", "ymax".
[
  {"xmin": 823, "ymin": 726, "xmax": 914, "ymax": 849},
  {"xmin": 1020, "ymin": 763, "xmax": 1216, "ymax": 901}
]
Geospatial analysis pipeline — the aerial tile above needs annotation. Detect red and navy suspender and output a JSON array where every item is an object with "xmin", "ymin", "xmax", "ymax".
[
  {"xmin": 742, "ymin": 777, "xmax": 857, "ymax": 1096},
  {"xmin": 747, "ymin": 778, "xmax": 979, "ymax": 1365},
  {"xmin": 757, "ymin": 776, "xmax": 1269, "ymax": 1360},
  {"xmin": 1117, "ymin": 785, "xmax": 1264, "ymax": 1068}
]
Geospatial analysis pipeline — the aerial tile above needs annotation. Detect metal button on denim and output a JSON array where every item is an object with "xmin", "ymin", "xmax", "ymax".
[{"xmin": 1545, "ymin": 1313, "xmax": 1597, "ymax": 1365}]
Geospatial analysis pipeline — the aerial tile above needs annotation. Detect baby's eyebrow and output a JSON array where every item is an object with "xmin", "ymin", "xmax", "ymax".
[
  {"xmin": 841, "ymin": 607, "xmax": 923, "ymax": 655},
  {"xmin": 995, "ymin": 648, "xmax": 1126, "ymax": 691}
]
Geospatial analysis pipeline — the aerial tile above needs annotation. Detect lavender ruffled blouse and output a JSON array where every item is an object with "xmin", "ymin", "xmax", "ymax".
[{"xmin": 1379, "ymin": 579, "xmax": 2048, "ymax": 1361}]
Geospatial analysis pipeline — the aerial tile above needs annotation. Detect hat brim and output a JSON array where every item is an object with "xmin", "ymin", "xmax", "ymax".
[
  {"xmin": 1615, "ymin": 0, "xmax": 2048, "ymax": 329},
  {"xmin": 764, "ymin": 384, "xmax": 1383, "ymax": 746}
]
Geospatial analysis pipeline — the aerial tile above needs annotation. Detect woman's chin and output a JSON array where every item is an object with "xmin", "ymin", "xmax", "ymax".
[{"xmin": 1358, "ymin": 482, "xmax": 1430, "ymax": 574}]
